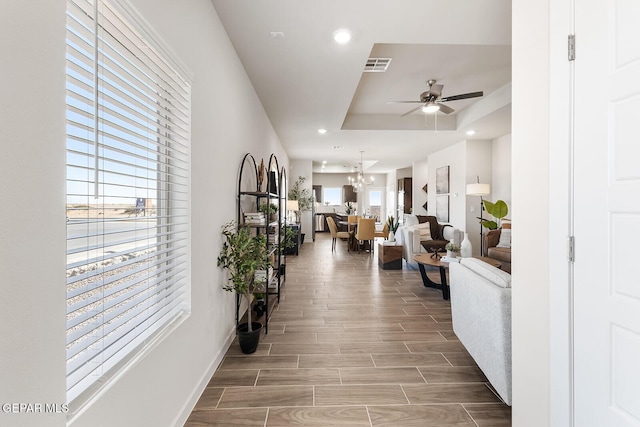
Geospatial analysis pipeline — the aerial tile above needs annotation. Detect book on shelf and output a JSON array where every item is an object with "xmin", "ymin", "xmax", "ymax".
[
  {"xmin": 268, "ymin": 233, "xmax": 279, "ymax": 244},
  {"xmin": 255, "ymin": 266, "xmax": 274, "ymax": 285},
  {"xmin": 244, "ymin": 212, "xmax": 266, "ymax": 225}
]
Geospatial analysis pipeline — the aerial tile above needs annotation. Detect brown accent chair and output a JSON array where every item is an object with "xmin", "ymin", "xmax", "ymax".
[
  {"xmin": 415, "ymin": 215, "xmax": 455, "ymax": 253},
  {"xmin": 483, "ymin": 228, "xmax": 512, "ymax": 273}
]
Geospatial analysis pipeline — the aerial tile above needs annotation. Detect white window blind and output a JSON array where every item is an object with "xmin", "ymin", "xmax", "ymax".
[{"xmin": 65, "ymin": 0, "xmax": 191, "ymax": 403}]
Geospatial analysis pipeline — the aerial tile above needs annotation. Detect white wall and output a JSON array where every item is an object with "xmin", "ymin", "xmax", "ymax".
[
  {"xmin": 427, "ymin": 142, "xmax": 467, "ymax": 232},
  {"xmin": 0, "ymin": 3, "xmax": 67, "ymax": 427},
  {"xmin": 0, "ymin": 2, "xmax": 288, "ymax": 426},
  {"xmin": 512, "ymin": 0, "xmax": 551, "ymax": 424},
  {"xmin": 386, "ymin": 170, "xmax": 398, "ymax": 219},
  {"xmin": 465, "ymin": 140, "xmax": 493, "ymax": 255},
  {"xmin": 412, "ymin": 158, "xmax": 429, "ymax": 215},
  {"xmin": 492, "ymin": 134, "xmax": 512, "ymax": 208}
]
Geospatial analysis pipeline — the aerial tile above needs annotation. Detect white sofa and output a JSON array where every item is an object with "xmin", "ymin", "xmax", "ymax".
[
  {"xmin": 396, "ymin": 215, "xmax": 461, "ymax": 268},
  {"xmin": 449, "ymin": 258, "xmax": 512, "ymax": 405}
]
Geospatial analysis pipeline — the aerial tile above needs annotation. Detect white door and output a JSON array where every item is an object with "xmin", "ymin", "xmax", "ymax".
[{"xmin": 574, "ymin": 0, "xmax": 640, "ymax": 424}]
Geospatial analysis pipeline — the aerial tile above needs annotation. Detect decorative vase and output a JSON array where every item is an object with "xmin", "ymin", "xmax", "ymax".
[
  {"xmin": 461, "ymin": 232, "xmax": 472, "ymax": 258},
  {"xmin": 388, "ymin": 230, "xmax": 395, "ymax": 242},
  {"xmin": 447, "ymin": 250, "xmax": 454, "ymax": 258}
]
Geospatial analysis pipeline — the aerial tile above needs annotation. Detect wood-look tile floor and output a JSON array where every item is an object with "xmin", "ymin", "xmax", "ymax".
[{"xmin": 185, "ymin": 233, "xmax": 512, "ymax": 426}]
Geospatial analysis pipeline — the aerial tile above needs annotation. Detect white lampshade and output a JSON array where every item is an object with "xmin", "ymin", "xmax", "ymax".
[
  {"xmin": 286, "ymin": 200, "xmax": 299, "ymax": 211},
  {"xmin": 466, "ymin": 183, "xmax": 490, "ymax": 196}
]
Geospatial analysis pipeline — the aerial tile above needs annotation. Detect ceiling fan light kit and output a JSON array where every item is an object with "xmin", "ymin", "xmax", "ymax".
[
  {"xmin": 422, "ymin": 103, "xmax": 440, "ymax": 114},
  {"xmin": 389, "ymin": 79, "xmax": 484, "ymax": 116}
]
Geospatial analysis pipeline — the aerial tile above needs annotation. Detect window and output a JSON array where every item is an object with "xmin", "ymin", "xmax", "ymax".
[
  {"xmin": 368, "ymin": 189, "xmax": 382, "ymax": 220},
  {"xmin": 323, "ymin": 187, "xmax": 342, "ymax": 206},
  {"xmin": 66, "ymin": 0, "xmax": 191, "ymax": 403}
]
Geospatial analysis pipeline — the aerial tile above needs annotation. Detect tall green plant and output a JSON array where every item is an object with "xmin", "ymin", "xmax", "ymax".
[
  {"xmin": 288, "ymin": 176, "xmax": 314, "ymax": 211},
  {"xmin": 479, "ymin": 200, "xmax": 509, "ymax": 230},
  {"xmin": 217, "ymin": 221, "xmax": 268, "ymax": 331}
]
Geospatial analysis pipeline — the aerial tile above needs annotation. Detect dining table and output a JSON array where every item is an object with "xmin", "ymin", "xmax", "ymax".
[
  {"xmin": 338, "ymin": 220, "xmax": 359, "ymax": 251},
  {"xmin": 338, "ymin": 219, "xmax": 379, "ymax": 252}
]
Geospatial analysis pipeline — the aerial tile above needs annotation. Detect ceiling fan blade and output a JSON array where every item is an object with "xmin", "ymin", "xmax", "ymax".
[
  {"xmin": 438, "ymin": 103, "xmax": 455, "ymax": 114},
  {"xmin": 400, "ymin": 105, "xmax": 424, "ymax": 117},
  {"xmin": 386, "ymin": 100, "xmax": 423, "ymax": 104},
  {"xmin": 440, "ymin": 91, "xmax": 483, "ymax": 102},
  {"xmin": 429, "ymin": 84, "xmax": 443, "ymax": 98}
]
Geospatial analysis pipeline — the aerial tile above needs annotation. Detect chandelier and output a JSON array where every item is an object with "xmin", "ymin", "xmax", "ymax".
[{"xmin": 347, "ymin": 151, "xmax": 374, "ymax": 193}]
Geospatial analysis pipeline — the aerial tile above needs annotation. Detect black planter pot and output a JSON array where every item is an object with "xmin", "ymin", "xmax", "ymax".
[{"xmin": 237, "ymin": 322, "xmax": 263, "ymax": 354}]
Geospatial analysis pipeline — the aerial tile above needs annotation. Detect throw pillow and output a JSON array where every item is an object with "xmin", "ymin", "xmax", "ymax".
[
  {"xmin": 497, "ymin": 227, "xmax": 511, "ymax": 248},
  {"xmin": 415, "ymin": 221, "xmax": 432, "ymax": 240}
]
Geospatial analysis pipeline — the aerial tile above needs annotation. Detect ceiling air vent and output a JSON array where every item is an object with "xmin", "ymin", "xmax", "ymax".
[{"xmin": 364, "ymin": 58, "xmax": 391, "ymax": 72}]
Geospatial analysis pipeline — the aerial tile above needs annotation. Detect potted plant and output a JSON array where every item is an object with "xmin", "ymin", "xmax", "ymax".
[
  {"xmin": 478, "ymin": 200, "xmax": 509, "ymax": 230},
  {"xmin": 280, "ymin": 224, "xmax": 297, "ymax": 258},
  {"xmin": 288, "ymin": 176, "xmax": 314, "ymax": 211},
  {"xmin": 445, "ymin": 241, "xmax": 460, "ymax": 258},
  {"xmin": 259, "ymin": 202, "xmax": 278, "ymax": 221},
  {"xmin": 345, "ymin": 201, "xmax": 354, "ymax": 215},
  {"xmin": 217, "ymin": 221, "xmax": 269, "ymax": 354},
  {"xmin": 288, "ymin": 176, "xmax": 314, "ymax": 243},
  {"xmin": 386, "ymin": 216, "xmax": 399, "ymax": 241}
]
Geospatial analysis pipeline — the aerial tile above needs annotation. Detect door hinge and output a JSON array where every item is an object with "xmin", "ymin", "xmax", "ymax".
[
  {"xmin": 567, "ymin": 236, "xmax": 575, "ymax": 262},
  {"xmin": 568, "ymin": 35, "xmax": 575, "ymax": 61}
]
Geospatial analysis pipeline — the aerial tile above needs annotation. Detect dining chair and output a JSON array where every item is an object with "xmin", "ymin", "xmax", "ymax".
[
  {"xmin": 347, "ymin": 215, "xmax": 359, "ymax": 234},
  {"xmin": 355, "ymin": 218, "xmax": 376, "ymax": 253},
  {"xmin": 326, "ymin": 216, "xmax": 352, "ymax": 252},
  {"xmin": 374, "ymin": 222, "xmax": 389, "ymax": 240}
]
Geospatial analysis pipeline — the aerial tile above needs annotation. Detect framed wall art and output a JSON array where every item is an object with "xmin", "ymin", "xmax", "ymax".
[
  {"xmin": 436, "ymin": 195, "xmax": 449, "ymax": 223},
  {"xmin": 436, "ymin": 166, "xmax": 450, "ymax": 194}
]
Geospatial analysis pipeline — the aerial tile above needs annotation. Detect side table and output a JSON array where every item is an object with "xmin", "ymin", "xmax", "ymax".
[{"xmin": 378, "ymin": 243, "xmax": 403, "ymax": 270}]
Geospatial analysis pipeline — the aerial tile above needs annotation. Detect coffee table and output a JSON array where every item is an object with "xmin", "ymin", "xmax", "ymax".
[
  {"xmin": 413, "ymin": 255, "xmax": 502, "ymax": 300},
  {"xmin": 414, "ymin": 253, "xmax": 450, "ymax": 300}
]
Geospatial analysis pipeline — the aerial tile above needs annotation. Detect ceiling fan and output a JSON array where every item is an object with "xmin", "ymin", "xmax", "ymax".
[{"xmin": 388, "ymin": 79, "xmax": 483, "ymax": 116}]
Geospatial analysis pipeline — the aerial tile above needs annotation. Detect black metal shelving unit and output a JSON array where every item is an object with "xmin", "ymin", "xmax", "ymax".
[{"xmin": 236, "ymin": 153, "xmax": 285, "ymax": 334}]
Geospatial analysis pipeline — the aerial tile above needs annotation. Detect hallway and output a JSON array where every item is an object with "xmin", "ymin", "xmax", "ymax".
[{"xmin": 185, "ymin": 233, "xmax": 511, "ymax": 426}]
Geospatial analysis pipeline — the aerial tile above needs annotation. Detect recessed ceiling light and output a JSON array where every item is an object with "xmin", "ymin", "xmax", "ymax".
[
  {"xmin": 317, "ymin": 128, "xmax": 327, "ymax": 134},
  {"xmin": 332, "ymin": 145, "xmax": 343, "ymax": 150},
  {"xmin": 466, "ymin": 130, "xmax": 476, "ymax": 136},
  {"xmin": 333, "ymin": 29, "xmax": 351, "ymax": 44},
  {"xmin": 269, "ymin": 31, "xmax": 284, "ymax": 39}
]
